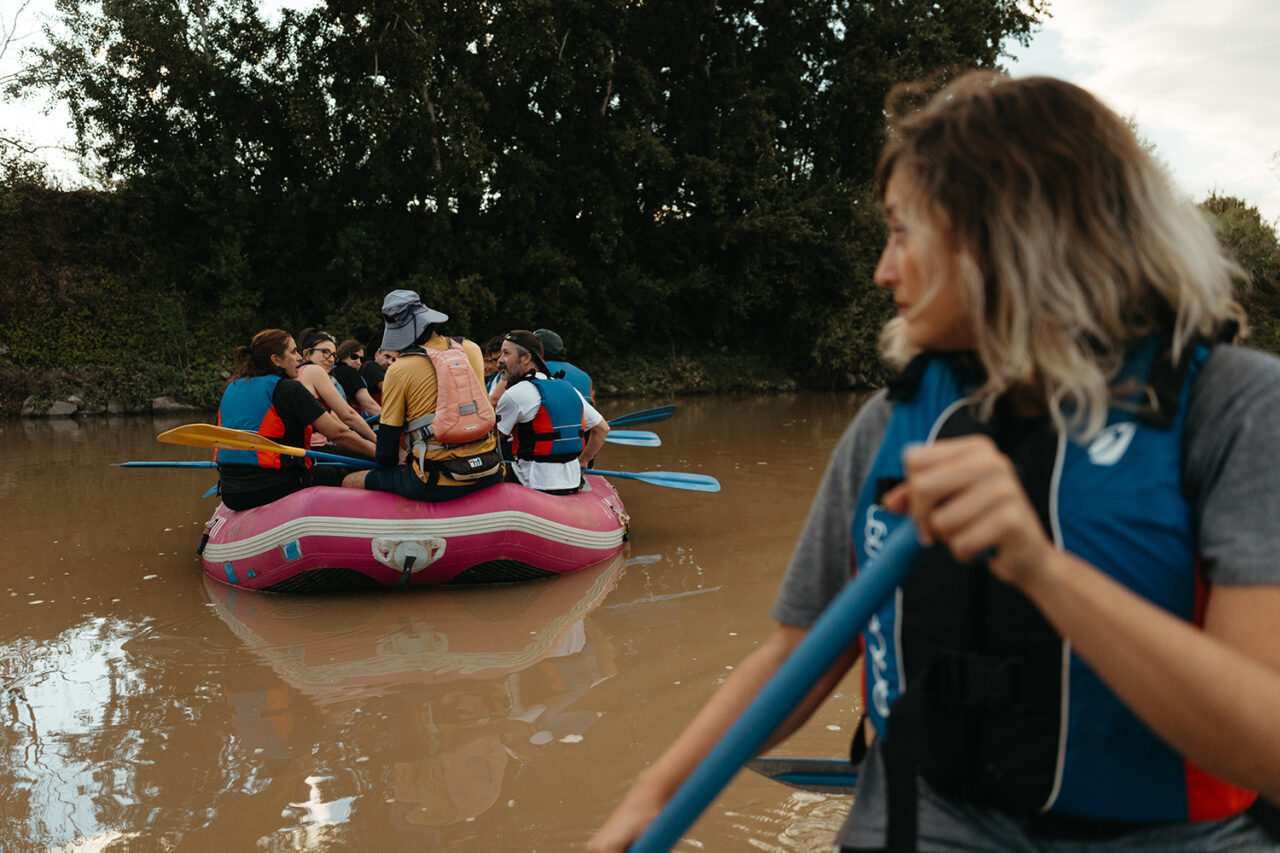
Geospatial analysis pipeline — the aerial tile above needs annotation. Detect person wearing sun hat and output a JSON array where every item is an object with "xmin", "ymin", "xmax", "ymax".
[
  {"xmin": 494, "ymin": 329, "xmax": 609, "ymax": 494},
  {"xmin": 341, "ymin": 290, "xmax": 504, "ymax": 500},
  {"xmin": 533, "ymin": 328, "xmax": 594, "ymax": 404}
]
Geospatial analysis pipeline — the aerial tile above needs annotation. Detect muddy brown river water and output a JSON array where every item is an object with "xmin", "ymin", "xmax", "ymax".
[{"xmin": 1, "ymin": 393, "xmax": 872, "ymax": 851}]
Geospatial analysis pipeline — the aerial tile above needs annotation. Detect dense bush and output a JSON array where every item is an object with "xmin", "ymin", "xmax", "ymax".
[{"xmin": 1200, "ymin": 193, "xmax": 1280, "ymax": 351}]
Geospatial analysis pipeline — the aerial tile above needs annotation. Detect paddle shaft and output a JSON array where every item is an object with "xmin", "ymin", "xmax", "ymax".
[
  {"xmin": 116, "ymin": 461, "xmax": 351, "ymax": 468},
  {"xmin": 279, "ymin": 447, "xmax": 380, "ymax": 468},
  {"xmin": 210, "ymin": 444, "xmax": 380, "ymax": 469},
  {"xmin": 157, "ymin": 424, "xmax": 382, "ymax": 470},
  {"xmin": 630, "ymin": 522, "xmax": 924, "ymax": 852}
]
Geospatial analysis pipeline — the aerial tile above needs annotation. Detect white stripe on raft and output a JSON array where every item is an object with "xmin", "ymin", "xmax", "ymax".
[{"xmin": 203, "ymin": 509, "xmax": 626, "ymax": 563}]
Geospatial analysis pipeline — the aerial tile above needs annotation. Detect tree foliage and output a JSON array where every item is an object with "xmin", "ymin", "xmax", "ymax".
[
  {"xmin": 1201, "ymin": 192, "xmax": 1280, "ymax": 351},
  {"xmin": 4, "ymin": 0, "xmax": 1047, "ymax": 393}
]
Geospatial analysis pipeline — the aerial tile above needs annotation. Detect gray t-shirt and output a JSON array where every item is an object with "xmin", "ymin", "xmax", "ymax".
[{"xmin": 770, "ymin": 345, "xmax": 1280, "ymax": 851}]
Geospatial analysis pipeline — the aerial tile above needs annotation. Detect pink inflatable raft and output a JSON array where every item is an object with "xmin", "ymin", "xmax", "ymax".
[{"xmin": 199, "ymin": 474, "xmax": 629, "ymax": 592}]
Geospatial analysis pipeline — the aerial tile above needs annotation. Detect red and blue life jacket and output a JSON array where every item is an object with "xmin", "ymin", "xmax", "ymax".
[
  {"xmin": 852, "ymin": 339, "xmax": 1255, "ymax": 824},
  {"xmin": 216, "ymin": 375, "xmax": 312, "ymax": 470},
  {"xmin": 510, "ymin": 376, "xmax": 586, "ymax": 463}
]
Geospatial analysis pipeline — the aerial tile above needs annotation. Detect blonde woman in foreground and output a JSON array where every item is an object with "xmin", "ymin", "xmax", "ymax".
[{"xmin": 589, "ymin": 73, "xmax": 1280, "ymax": 852}]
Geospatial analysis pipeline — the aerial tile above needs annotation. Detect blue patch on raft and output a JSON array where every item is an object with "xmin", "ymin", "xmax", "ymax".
[
  {"xmin": 282, "ymin": 540, "xmax": 303, "ymax": 562},
  {"xmin": 224, "ymin": 562, "xmax": 237, "ymax": 584}
]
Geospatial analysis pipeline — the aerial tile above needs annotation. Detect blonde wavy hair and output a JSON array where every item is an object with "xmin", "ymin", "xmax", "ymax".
[{"xmin": 876, "ymin": 72, "xmax": 1246, "ymax": 438}]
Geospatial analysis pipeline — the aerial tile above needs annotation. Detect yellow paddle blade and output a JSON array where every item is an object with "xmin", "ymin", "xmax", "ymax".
[{"xmin": 156, "ymin": 424, "xmax": 309, "ymax": 458}]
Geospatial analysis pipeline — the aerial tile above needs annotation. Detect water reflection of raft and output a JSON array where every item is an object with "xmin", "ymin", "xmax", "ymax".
[
  {"xmin": 200, "ymin": 474, "xmax": 629, "ymax": 592},
  {"xmin": 205, "ymin": 549, "xmax": 628, "ymax": 702},
  {"xmin": 210, "ymin": 552, "xmax": 629, "ymax": 829}
]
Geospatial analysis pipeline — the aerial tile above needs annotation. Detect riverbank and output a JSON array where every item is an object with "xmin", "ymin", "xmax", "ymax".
[
  {"xmin": 0, "ymin": 361, "xmax": 221, "ymax": 418},
  {"xmin": 0, "ymin": 348, "xmax": 887, "ymax": 418}
]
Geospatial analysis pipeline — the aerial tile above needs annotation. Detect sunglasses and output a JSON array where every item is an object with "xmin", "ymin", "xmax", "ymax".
[{"xmin": 310, "ymin": 347, "xmax": 336, "ymax": 360}]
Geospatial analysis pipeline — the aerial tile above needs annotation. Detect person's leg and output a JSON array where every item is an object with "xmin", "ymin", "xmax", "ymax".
[
  {"xmin": 363, "ymin": 465, "xmax": 504, "ymax": 501},
  {"xmin": 220, "ymin": 477, "xmax": 304, "ymax": 510},
  {"xmin": 304, "ymin": 466, "xmax": 349, "ymax": 488},
  {"xmin": 423, "ymin": 470, "xmax": 505, "ymax": 502}
]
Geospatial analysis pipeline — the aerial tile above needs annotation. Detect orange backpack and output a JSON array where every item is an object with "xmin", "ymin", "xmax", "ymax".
[{"xmin": 401, "ymin": 339, "xmax": 496, "ymax": 447}]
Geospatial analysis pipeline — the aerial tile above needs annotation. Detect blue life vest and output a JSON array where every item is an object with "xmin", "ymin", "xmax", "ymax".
[
  {"xmin": 510, "ymin": 376, "xmax": 586, "ymax": 463},
  {"xmin": 216, "ymin": 374, "xmax": 310, "ymax": 470},
  {"xmin": 545, "ymin": 359, "xmax": 593, "ymax": 403},
  {"xmin": 852, "ymin": 340, "xmax": 1253, "ymax": 823}
]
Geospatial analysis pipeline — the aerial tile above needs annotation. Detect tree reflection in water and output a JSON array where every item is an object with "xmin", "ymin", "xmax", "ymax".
[{"xmin": 0, "ymin": 551, "xmax": 628, "ymax": 850}]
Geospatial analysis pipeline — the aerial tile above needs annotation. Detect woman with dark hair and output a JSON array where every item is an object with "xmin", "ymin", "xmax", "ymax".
[
  {"xmin": 295, "ymin": 329, "xmax": 378, "ymax": 449},
  {"xmin": 590, "ymin": 73, "xmax": 1280, "ymax": 851},
  {"xmin": 332, "ymin": 338, "xmax": 382, "ymax": 417},
  {"xmin": 216, "ymin": 330, "xmax": 376, "ymax": 510}
]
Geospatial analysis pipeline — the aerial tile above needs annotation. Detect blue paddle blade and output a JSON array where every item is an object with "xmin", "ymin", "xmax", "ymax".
[
  {"xmin": 605, "ymin": 429, "xmax": 662, "ymax": 447},
  {"xmin": 607, "ymin": 405, "xmax": 676, "ymax": 427},
  {"xmin": 590, "ymin": 469, "xmax": 720, "ymax": 492},
  {"xmin": 745, "ymin": 756, "xmax": 861, "ymax": 793}
]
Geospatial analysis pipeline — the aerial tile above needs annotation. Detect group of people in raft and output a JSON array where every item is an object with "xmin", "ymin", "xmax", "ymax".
[{"xmin": 214, "ymin": 292, "xmax": 607, "ymax": 511}]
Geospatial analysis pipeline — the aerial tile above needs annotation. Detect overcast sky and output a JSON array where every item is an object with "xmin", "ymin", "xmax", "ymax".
[
  {"xmin": 3, "ymin": 0, "xmax": 1278, "ymax": 222},
  {"xmin": 1004, "ymin": 0, "xmax": 1280, "ymax": 223}
]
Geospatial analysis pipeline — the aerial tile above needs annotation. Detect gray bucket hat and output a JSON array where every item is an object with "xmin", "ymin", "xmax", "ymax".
[{"xmin": 380, "ymin": 289, "xmax": 448, "ymax": 351}]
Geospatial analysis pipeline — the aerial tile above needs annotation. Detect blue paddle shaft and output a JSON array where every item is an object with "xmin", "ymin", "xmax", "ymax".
[
  {"xmin": 630, "ymin": 521, "xmax": 924, "ymax": 852},
  {"xmin": 117, "ymin": 461, "xmax": 350, "ymax": 468},
  {"xmin": 301, "ymin": 448, "xmax": 382, "ymax": 469}
]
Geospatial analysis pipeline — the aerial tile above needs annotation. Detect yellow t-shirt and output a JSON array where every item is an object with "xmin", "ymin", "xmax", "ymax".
[{"xmin": 380, "ymin": 334, "xmax": 497, "ymax": 484}]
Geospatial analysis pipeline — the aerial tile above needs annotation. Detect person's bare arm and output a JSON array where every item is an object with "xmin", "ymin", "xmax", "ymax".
[
  {"xmin": 586, "ymin": 623, "xmax": 857, "ymax": 853},
  {"xmin": 311, "ymin": 412, "xmax": 376, "ymax": 459},
  {"xmin": 301, "ymin": 366, "xmax": 377, "ymax": 441},
  {"xmin": 354, "ymin": 387, "xmax": 381, "ymax": 417},
  {"xmin": 1018, "ymin": 557, "xmax": 1280, "ymax": 801},
  {"xmin": 580, "ymin": 420, "xmax": 609, "ymax": 466}
]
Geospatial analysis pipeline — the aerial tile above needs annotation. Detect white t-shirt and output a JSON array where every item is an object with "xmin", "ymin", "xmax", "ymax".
[{"xmin": 494, "ymin": 373, "xmax": 604, "ymax": 491}]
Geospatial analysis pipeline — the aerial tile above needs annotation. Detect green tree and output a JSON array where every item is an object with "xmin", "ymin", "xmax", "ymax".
[{"xmin": 1201, "ymin": 192, "xmax": 1280, "ymax": 352}]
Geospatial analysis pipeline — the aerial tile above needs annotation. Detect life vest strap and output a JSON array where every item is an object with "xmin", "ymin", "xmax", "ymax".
[{"xmin": 405, "ymin": 411, "xmax": 436, "ymax": 433}]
